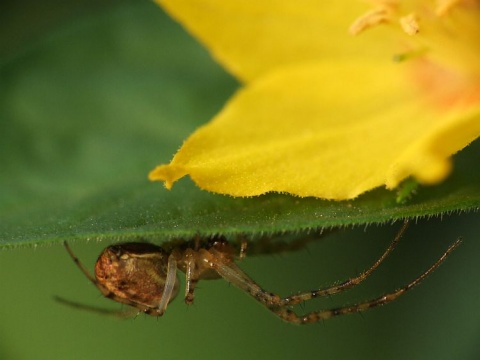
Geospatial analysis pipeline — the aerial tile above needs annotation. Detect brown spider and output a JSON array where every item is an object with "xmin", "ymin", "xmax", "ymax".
[{"xmin": 60, "ymin": 222, "xmax": 460, "ymax": 324}]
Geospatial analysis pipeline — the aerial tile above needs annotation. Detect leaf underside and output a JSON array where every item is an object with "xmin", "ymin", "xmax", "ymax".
[{"xmin": 1, "ymin": 2, "xmax": 479, "ymax": 249}]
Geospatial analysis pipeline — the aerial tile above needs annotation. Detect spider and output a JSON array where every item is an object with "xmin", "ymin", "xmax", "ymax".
[{"xmin": 60, "ymin": 222, "xmax": 460, "ymax": 324}]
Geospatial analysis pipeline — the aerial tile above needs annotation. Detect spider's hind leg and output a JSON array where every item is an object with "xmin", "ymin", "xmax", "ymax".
[
  {"xmin": 54, "ymin": 295, "xmax": 138, "ymax": 318},
  {"xmin": 63, "ymin": 241, "xmax": 111, "ymax": 297}
]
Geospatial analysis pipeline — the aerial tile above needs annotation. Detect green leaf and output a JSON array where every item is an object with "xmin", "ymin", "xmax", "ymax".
[{"xmin": 1, "ymin": 2, "xmax": 479, "ymax": 249}]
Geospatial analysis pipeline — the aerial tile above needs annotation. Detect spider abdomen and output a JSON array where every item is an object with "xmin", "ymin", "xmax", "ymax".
[{"xmin": 94, "ymin": 243, "xmax": 179, "ymax": 309}]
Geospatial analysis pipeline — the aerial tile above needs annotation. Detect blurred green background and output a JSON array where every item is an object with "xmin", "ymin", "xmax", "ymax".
[
  {"xmin": 0, "ymin": 217, "xmax": 479, "ymax": 359},
  {"xmin": 1, "ymin": 1, "xmax": 479, "ymax": 359}
]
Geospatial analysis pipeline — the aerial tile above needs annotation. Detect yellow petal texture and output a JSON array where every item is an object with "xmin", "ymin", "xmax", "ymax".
[
  {"xmin": 149, "ymin": 60, "xmax": 480, "ymax": 199},
  {"xmin": 155, "ymin": 0, "xmax": 393, "ymax": 82}
]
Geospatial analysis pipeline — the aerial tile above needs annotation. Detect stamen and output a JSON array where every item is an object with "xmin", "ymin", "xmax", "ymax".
[
  {"xmin": 399, "ymin": 13, "xmax": 420, "ymax": 35},
  {"xmin": 349, "ymin": 8, "xmax": 393, "ymax": 35}
]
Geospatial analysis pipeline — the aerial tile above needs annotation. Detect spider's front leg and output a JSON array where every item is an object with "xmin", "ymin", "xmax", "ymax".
[{"xmin": 184, "ymin": 248, "xmax": 201, "ymax": 305}]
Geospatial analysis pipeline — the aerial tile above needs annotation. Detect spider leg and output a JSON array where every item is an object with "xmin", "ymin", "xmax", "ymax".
[
  {"xmin": 184, "ymin": 249, "xmax": 200, "ymax": 305},
  {"xmin": 63, "ymin": 241, "xmax": 111, "ymax": 297},
  {"xmin": 211, "ymin": 255, "xmax": 282, "ymax": 307},
  {"xmin": 213, "ymin": 235, "xmax": 460, "ymax": 325},
  {"xmin": 239, "ymin": 240, "xmax": 248, "ymax": 260},
  {"xmin": 155, "ymin": 254, "xmax": 178, "ymax": 314},
  {"xmin": 54, "ymin": 295, "xmax": 138, "ymax": 318},
  {"xmin": 274, "ymin": 238, "xmax": 461, "ymax": 324},
  {"xmin": 214, "ymin": 222, "xmax": 408, "ymax": 308},
  {"xmin": 280, "ymin": 221, "xmax": 409, "ymax": 306}
]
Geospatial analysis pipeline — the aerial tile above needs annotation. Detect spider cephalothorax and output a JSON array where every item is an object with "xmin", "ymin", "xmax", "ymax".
[{"xmin": 62, "ymin": 222, "xmax": 460, "ymax": 324}]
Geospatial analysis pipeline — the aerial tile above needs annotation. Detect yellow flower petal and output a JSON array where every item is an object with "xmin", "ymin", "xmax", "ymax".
[
  {"xmin": 149, "ymin": 60, "xmax": 480, "ymax": 199},
  {"xmin": 151, "ymin": 1, "xmax": 480, "ymax": 199},
  {"xmin": 155, "ymin": 0, "xmax": 392, "ymax": 82},
  {"xmin": 389, "ymin": 108, "xmax": 480, "ymax": 186}
]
